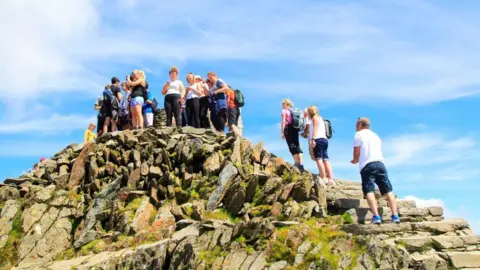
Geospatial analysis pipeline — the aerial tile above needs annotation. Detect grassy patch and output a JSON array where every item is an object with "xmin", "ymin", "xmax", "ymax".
[
  {"xmin": 268, "ymin": 227, "xmax": 296, "ymax": 264},
  {"xmin": 0, "ymin": 207, "xmax": 23, "ymax": 269},
  {"xmin": 199, "ymin": 246, "xmax": 225, "ymax": 267},
  {"xmin": 80, "ymin": 240, "xmax": 106, "ymax": 256},
  {"xmin": 190, "ymin": 189, "xmax": 200, "ymax": 200},
  {"xmin": 204, "ymin": 209, "xmax": 239, "ymax": 223},
  {"xmin": 55, "ymin": 248, "xmax": 76, "ymax": 261},
  {"xmin": 342, "ymin": 212, "xmax": 354, "ymax": 224},
  {"xmin": 120, "ymin": 197, "xmax": 144, "ymax": 213},
  {"xmin": 236, "ymin": 236, "xmax": 246, "ymax": 244}
]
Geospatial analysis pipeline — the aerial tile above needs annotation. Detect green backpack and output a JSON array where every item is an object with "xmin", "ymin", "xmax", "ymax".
[{"xmin": 234, "ymin": 89, "xmax": 245, "ymax": 107}]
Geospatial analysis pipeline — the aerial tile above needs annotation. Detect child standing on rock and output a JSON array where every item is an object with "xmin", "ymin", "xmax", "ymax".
[{"xmin": 84, "ymin": 123, "xmax": 97, "ymax": 143}]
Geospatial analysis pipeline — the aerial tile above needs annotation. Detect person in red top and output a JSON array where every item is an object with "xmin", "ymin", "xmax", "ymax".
[{"xmin": 225, "ymin": 86, "xmax": 241, "ymax": 136}]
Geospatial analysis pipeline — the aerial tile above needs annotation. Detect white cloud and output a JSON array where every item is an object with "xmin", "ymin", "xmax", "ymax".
[
  {"xmin": 403, "ymin": 195, "xmax": 479, "ymax": 235},
  {"xmin": 2, "ymin": 0, "xmax": 480, "ymax": 107},
  {"xmin": 0, "ymin": 114, "xmax": 95, "ymax": 134}
]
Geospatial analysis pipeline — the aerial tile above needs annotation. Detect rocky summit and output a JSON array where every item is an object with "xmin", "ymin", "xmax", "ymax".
[{"xmin": 0, "ymin": 124, "xmax": 478, "ymax": 269}]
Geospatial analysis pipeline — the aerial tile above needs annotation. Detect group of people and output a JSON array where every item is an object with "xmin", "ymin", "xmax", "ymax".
[
  {"xmin": 280, "ymin": 99, "xmax": 401, "ymax": 224},
  {"xmin": 84, "ymin": 67, "xmax": 244, "ymax": 143}
]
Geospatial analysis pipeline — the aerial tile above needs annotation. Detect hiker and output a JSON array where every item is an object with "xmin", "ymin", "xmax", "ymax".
[
  {"xmin": 281, "ymin": 99, "xmax": 304, "ymax": 170},
  {"xmin": 84, "ymin": 123, "xmax": 97, "ymax": 143},
  {"xmin": 94, "ymin": 95, "xmax": 106, "ymax": 137},
  {"xmin": 162, "ymin": 66, "xmax": 185, "ymax": 127},
  {"xmin": 142, "ymin": 90, "xmax": 155, "ymax": 128},
  {"xmin": 186, "ymin": 73, "xmax": 201, "ymax": 128},
  {"xmin": 226, "ymin": 86, "xmax": 241, "ymax": 136},
  {"xmin": 101, "ymin": 79, "xmax": 120, "ymax": 134},
  {"xmin": 195, "ymin": 75, "xmax": 211, "ymax": 129},
  {"xmin": 127, "ymin": 70, "xmax": 148, "ymax": 130},
  {"xmin": 307, "ymin": 106, "xmax": 335, "ymax": 185},
  {"xmin": 351, "ymin": 117, "xmax": 400, "ymax": 224},
  {"xmin": 119, "ymin": 82, "xmax": 132, "ymax": 130},
  {"xmin": 207, "ymin": 71, "xmax": 229, "ymax": 132},
  {"xmin": 301, "ymin": 109, "xmax": 316, "ymax": 162}
]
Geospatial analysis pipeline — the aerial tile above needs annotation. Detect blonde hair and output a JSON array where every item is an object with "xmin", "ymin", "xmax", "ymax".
[
  {"xmin": 207, "ymin": 71, "xmax": 216, "ymax": 77},
  {"xmin": 307, "ymin": 105, "xmax": 319, "ymax": 118},
  {"xmin": 358, "ymin": 117, "xmax": 370, "ymax": 128},
  {"xmin": 133, "ymin": 69, "xmax": 146, "ymax": 81},
  {"xmin": 282, "ymin": 98, "xmax": 293, "ymax": 108},
  {"xmin": 169, "ymin": 66, "xmax": 179, "ymax": 74},
  {"xmin": 89, "ymin": 122, "xmax": 96, "ymax": 128}
]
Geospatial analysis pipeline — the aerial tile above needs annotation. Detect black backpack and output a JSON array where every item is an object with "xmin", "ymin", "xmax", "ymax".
[{"xmin": 151, "ymin": 98, "xmax": 160, "ymax": 112}]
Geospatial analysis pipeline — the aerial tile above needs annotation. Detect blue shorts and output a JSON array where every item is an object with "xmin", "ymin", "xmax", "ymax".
[
  {"xmin": 313, "ymin": 138, "xmax": 329, "ymax": 160},
  {"xmin": 360, "ymin": 161, "xmax": 393, "ymax": 196},
  {"xmin": 130, "ymin": 96, "xmax": 144, "ymax": 107}
]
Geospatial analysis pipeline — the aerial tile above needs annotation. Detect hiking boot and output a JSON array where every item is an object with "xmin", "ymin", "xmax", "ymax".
[
  {"xmin": 391, "ymin": 214, "xmax": 401, "ymax": 224},
  {"xmin": 371, "ymin": 215, "xmax": 382, "ymax": 225}
]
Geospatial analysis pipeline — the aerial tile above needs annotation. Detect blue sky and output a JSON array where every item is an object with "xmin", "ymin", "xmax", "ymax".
[{"xmin": 0, "ymin": 0, "xmax": 479, "ymax": 233}]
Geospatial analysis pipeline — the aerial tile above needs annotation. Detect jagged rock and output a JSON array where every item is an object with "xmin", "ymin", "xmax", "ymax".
[
  {"xmin": 394, "ymin": 236, "xmax": 432, "ymax": 252},
  {"xmin": 33, "ymin": 185, "xmax": 55, "ymax": 203},
  {"xmin": 128, "ymin": 168, "xmax": 141, "ymax": 188},
  {"xmin": 123, "ymin": 129, "xmax": 139, "ymax": 148},
  {"xmin": 224, "ymin": 180, "xmax": 246, "ymax": 216},
  {"xmin": 268, "ymin": 260, "xmax": 288, "ymax": 270},
  {"xmin": 204, "ymin": 151, "xmax": 223, "ymax": 175},
  {"xmin": 295, "ymin": 240, "xmax": 313, "ymax": 265},
  {"xmin": 74, "ymin": 175, "xmax": 122, "ymax": 248},
  {"xmin": 291, "ymin": 176, "xmax": 313, "ymax": 202},
  {"xmin": 206, "ymin": 162, "xmax": 238, "ymax": 211},
  {"xmin": 67, "ymin": 143, "xmax": 93, "ymax": 189},
  {"xmin": 191, "ymin": 200, "xmax": 206, "ymax": 221},
  {"xmin": 410, "ymin": 250, "xmax": 448, "ymax": 270},
  {"xmin": 222, "ymin": 250, "xmax": 248, "ymax": 270},
  {"xmin": 447, "ymin": 251, "xmax": 480, "ymax": 268},
  {"xmin": 149, "ymin": 204, "xmax": 176, "ymax": 238},
  {"xmin": 169, "ymin": 235, "xmax": 198, "ymax": 270},
  {"xmin": 0, "ymin": 186, "xmax": 20, "ymax": 202},
  {"xmin": 132, "ymin": 197, "xmax": 155, "ymax": 233},
  {"xmin": 0, "ymin": 200, "xmax": 21, "ymax": 248},
  {"xmin": 21, "ymin": 203, "xmax": 49, "ymax": 234}
]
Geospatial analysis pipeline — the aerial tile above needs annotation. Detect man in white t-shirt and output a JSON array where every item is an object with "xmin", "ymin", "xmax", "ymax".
[{"xmin": 351, "ymin": 117, "xmax": 400, "ymax": 224}]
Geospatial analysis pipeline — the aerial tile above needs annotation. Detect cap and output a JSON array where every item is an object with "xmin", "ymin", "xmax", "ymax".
[{"xmin": 194, "ymin": 75, "xmax": 202, "ymax": 80}]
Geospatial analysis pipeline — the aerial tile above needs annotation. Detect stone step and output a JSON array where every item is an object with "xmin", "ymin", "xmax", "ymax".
[
  {"xmin": 447, "ymin": 251, "xmax": 480, "ymax": 269},
  {"xmin": 392, "ymin": 235, "xmax": 480, "ymax": 253},
  {"xmin": 343, "ymin": 206, "xmax": 444, "ymax": 224},
  {"xmin": 334, "ymin": 198, "xmax": 417, "ymax": 210},
  {"xmin": 342, "ymin": 218, "xmax": 470, "ymax": 235}
]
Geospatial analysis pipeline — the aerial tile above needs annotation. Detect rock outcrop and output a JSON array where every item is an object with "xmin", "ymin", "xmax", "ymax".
[{"xmin": 0, "ymin": 125, "xmax": 478, "ymax": 270}]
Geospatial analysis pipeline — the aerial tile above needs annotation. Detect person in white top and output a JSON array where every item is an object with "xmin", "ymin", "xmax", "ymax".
[
  {"xmin": 185, "ymin": 73, "xmax": 202, "ymax": 128},
  {"xmin": 351, "ymin": 117, "xmax": 400, "ymax": 224},
  {"xmin": 162, "ymin": 66, "xmax": 185, "ymax": 127},
  {"xmin": 301, "ymin": 109, "xmax": 315, "ymax": 161},
  {"xmin": 307, "ymin": 106, "xmax": 335, "ymax": 185}
]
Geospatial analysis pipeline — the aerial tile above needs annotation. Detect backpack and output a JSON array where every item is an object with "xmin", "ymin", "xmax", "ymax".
[
  {"xmin": 324, "ymin": 119, "xmax": 334, "ymax": 139},
  {"xmin": 289, "ymin": 108, "xmax": 305, "ymax": 130},
  {"xmin": 234, "ymin": 89, "xmax": 244, "ymax": 107}
]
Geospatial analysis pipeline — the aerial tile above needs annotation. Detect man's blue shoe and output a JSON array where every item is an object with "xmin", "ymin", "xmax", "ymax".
[
  {"xmin": 392, "ymin": 214, "xmax": 401, "ymax": 224},
  {"xmin": 371, "ymin": 215, "xmax": 382, "ymax": 224}
]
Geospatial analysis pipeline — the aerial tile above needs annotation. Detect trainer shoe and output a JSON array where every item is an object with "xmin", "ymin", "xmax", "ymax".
[
  {"xmin": 392, "ymin": 214, "xmax": 401, "ymax": 224},
  {"xmin": 371, "ymin": 215, "xmax": 382, "ymax": 224}
]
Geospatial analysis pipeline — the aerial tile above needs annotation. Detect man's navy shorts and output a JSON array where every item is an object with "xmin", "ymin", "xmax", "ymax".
[{"xmin": 360, "ymin": 161, "xmax": 393, "ymax": 196}]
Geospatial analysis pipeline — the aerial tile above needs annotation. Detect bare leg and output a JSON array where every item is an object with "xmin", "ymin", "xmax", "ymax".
[
  {"xmin": 131, "ymin": 111, "xmax": 137, "ymax": 129},
  {"xmin": 323, "ymin": 160, "xmax": 334, "ymax": 180},
  {"xmin": 365, "ymin": 192, "xmax": 379, "ymax": 216},
  {"xmin": 103, "ymin": 117, "xmax": 111, "ymax": 134},
  {"xmin": 136, "ymin": 105, "xmax": 144, "ymax": 129},
  {"xmin": 298, "ymin": 153, "xmax": 303, "ymax": 166},
  {"xmin": 315, "ymin": 159, "xmax": 327, "ymax": 179},
  {"xmin": 111, "ymin": 119, "xmax": 117, "ymax": 132},
  {"xmin": 385, "ymin": 192, "xmax": 398, "ymax": 215}
]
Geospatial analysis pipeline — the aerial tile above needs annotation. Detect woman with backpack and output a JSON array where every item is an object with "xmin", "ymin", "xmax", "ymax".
[
  {"xmin": 281, "ymin": 99, "xmax": 304, "ymax": 171},
  {"xmin": 307, "ymin": 105, "xmax": 335, "ymax": 185},
  {"xmin": 162, "ymin": 66, "xmax": 185, "ymax": 127},
  {"xmin": 127, "ymin": 70, "xmax": 148, "ymax": 130},
  {"xmin": 207, "ymin": 71, "xmax": 229, "ymax": 133},
  {"xmin": 185, "ymin": 73, "xmax": 201, "ymax": 128}
]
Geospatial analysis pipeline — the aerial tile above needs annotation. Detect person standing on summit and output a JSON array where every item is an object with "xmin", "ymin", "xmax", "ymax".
[
  {"xmin": 281, "ymin": 99, "xmax": 304, "ymax": 171},
  {"xmin": 162, "ymin": 66, "xmax": 185, "ymax": 127},
  {"xmin": 207, "ymin": 71, "xmax": 229, "ymax": 132},
  {"xmin": 351, "ymin": 117, "xmax": 400, "ymax": 224}
]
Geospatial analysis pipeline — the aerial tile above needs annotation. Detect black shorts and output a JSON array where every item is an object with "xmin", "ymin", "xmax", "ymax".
[
  {"xmin": 360, "ymin": 161, "xmax": 393, "ymax": 196},
  {"xmin": 284, "ymin": 125, "xmax": 303, "ymax": 155},
  {"xmin": 97, "ymin": 115, "xmax": 105, "ymax": 133},
  {"xmin": 228, "ymin": 107, "xmax": 240, "ymax": 125}
]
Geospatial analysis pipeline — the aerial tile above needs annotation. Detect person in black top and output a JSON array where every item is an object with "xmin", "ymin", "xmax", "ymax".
[
  {"xmin": 127, "ymin": 70, "xmax": 148, "ymax": 130},
  {"xmin": 102, "ymin": 77, "xmax": 122, "ymax": 134}
]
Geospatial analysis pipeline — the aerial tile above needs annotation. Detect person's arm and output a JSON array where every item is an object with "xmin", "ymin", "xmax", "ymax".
[
  {"xmin": 179, "ymin": 82, "xmax": 186, "ymax": 98},
  {"xmin": 214, "ymin": 81, "xmax": 229, "ymax": 94},
  {"xmin": 127, "ymin": 77, "xmax": 145, "ymax": 87},
  {"xmin": 162, "ymin": 81, "xmax": 170, "ymax": 95},
  {"xmin": 301, "ymin": 124, "xmax": 309, "ymax": 138},
  {"xmin": 146, "ymin": 92, "xmax": 153, "ymax": 104},
  {"xmin": 311, "ymin": 117, "xmax": 318, "ymax": 146},
  {"xmin": 190, "ymin": 84, "xmax": 202, "ymax": 96},
  {"xmin": 351, "ymin": 133, "xmax": 362, "ymax": 164},
  {"xmin": 281, "ymin": 112, "xmax": 286, "ymax": 140},
  {"xmin": 84, "ymin": 130, "xmax": 89, "ymax": 143},
  {"xmin": 116, "ymin": 90, "xmax": 122, "ymax": 101}
]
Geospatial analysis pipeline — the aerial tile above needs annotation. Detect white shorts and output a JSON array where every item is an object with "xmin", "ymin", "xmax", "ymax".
[{"xmin": 143, "ymin": 113, "xmax": 154, "ymax": 127}]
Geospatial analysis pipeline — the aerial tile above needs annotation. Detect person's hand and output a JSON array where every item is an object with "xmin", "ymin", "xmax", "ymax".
[
  {"xmin": 310, "ymin": 140, "xmax": 316, "ymax": 148},
  {"xmin": 146, "ymin": 100, "xmax": 152, "ymax": 104},
  {"xmin": 281, "ymin": 133, "xmax": 285, "ymax": 140},
  {"xmin": 350, "ymin": 160, "xmax": 357, "ymax": 164}
]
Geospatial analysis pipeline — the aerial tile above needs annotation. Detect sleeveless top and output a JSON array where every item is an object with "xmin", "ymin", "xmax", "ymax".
[
  {"xmin": 312, "ymin": 115, "xmax": 327, "ymax": 140},
  {"xmin": 165, "ymin": 80, "xmax": 183, "ymax": 96}
]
